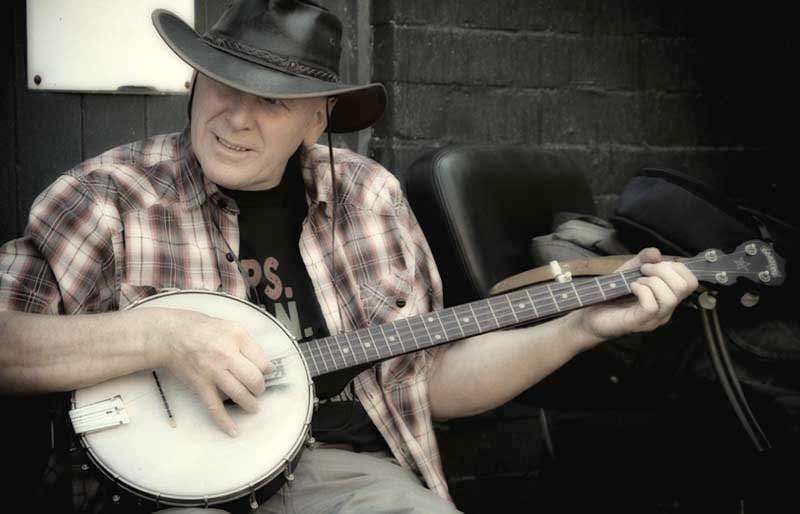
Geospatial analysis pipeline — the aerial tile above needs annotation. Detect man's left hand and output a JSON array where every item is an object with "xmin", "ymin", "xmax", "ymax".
[{"xmin": 571, "ymin": 247, "xmax": 699, "ymax": 343}]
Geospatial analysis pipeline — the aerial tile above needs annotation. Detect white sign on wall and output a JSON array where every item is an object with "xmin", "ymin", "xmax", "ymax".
[{"xmin": 27, "ymin": 0, "xmax": 195, "ymax": 94}]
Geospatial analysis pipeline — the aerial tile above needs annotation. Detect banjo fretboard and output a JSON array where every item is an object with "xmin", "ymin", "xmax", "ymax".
[{"xmin": 299, "ymin": 269, "xmax": 642, "ymax": 377}]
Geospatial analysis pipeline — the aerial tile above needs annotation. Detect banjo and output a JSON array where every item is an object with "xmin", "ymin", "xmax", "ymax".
[{"xmin": 68, "ymin": 240, "xmax": 785, "ymax": 510}]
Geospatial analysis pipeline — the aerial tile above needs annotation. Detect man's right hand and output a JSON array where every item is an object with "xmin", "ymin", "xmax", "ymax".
[
  {"xmin": 149, "ymin": 308, "xmax": 273, "ymax": 437},
  {"xmin": 1, "ymin": 307, "xmax": 268, "ymax": 438}
]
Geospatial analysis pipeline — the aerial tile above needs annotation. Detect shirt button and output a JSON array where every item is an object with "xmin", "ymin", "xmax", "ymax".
[
  {"xmin": 226, "ymin": 252, "xmax": 235, "ymax": 262},
  {"xmin": 395, "ymin": 298, "xmax": 406, "ymax": 308}
]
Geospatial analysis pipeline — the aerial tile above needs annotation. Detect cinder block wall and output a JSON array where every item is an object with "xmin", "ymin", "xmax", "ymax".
[
  {"xmin": 368, "ymin": 4, "xmax": 793, "ymax": 511},
  {"xmin": 369, "ymin": 1, "xmax": 789, "ymax": 221}
]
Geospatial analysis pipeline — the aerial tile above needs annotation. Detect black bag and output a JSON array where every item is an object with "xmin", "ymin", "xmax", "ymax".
[
  {"xmin": 610, "ymin": 167, "xmax": 800, "ymax": 454},
  {"xmin": 610, "ymin": 167, "xmax": 798, "ymax": 356},
  {"xmin": 610, "ymin": 167, "xmax": 800, "ymax": 261}
]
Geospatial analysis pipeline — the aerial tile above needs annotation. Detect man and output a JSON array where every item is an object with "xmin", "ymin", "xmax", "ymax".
[{"xmin": 0, "ymin": 1, "xmax": 698, "ymax": 513}]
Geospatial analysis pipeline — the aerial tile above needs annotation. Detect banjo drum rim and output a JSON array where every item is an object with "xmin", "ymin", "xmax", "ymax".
[{"xmin": 71, "ymin": 289, "xmax": 316, "ymax": 507}]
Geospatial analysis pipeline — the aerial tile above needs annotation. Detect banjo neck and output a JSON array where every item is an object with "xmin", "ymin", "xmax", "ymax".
[
  {"xmin": 301, "ymin": 268, "xmax": 640, "ymax": 378},
  {"xmin": 299, "ymin": 239, "xmax": 786, "ymax": 378}
]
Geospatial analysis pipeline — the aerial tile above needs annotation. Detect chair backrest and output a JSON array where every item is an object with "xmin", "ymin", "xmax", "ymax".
[{"xmin": 403, "ymin": 145, "xmax": 595, "ymax": 306}]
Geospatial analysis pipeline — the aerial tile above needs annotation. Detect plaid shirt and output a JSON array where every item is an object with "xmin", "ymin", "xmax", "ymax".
[{"xmin": 0, "ymin": 131, "xmax": 451, "ymax": 500}]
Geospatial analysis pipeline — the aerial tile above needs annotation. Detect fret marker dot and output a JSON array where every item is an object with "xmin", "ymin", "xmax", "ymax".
[
  {"xmin": 343, "ymin": 348, "xmax": 349, "ymax": 353},
  {"xmin": 427, "ymin": 317, "xmax": 434, "ymax": 322},
  {"xmin": 434, "ymin": 334, "xmax": 441, "ymax": 340},
  {"xmin": 561, "ymin": 293, "xmax": 568, "ymax": 299},
  {"xmin": 463, "ymin": 317, "xmax": 470, "ymax": 322},
  {"xmin": 610, "ymin": 283, "xmax": 617, "ymax": 289},
  {"xmin": 518, "ymin": 303, "xmax": 525, "ymax": 308},
  {"xmin": 389, "ymin": 336, "xmax": 396, "ymax": 342},
  {"xmin": 365, "ymin": 342, "xmax": 371, "ymax": 347}
]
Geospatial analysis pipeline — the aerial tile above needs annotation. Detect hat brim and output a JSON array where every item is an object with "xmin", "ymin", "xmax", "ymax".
[{"xmin": 152, "ymin": 9, "xmax": 386, "ymax": 133}]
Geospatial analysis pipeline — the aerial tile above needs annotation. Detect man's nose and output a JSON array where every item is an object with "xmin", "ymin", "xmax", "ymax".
[{"xmin": 226, "ymin": 93, "xmax": 258, "ymax": 130}]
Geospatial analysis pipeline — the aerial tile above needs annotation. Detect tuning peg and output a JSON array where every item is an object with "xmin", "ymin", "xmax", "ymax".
[
  {"xmin": 698, "ymin": 291, "xmax": 717, "ymax": 310},
  {"xmin": 740, "ymin": 291, "xmax": 760, "ymax": 307}
]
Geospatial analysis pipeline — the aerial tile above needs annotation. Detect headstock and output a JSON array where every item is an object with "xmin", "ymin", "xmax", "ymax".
[{"xmin": 683, "ymin": 240, "xmax": 786, "ymax": 287}]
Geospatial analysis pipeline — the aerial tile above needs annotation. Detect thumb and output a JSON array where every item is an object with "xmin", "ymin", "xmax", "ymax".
[{"xmin": 616, "ymin": 247, "xmax": 663, "ymax": 272}]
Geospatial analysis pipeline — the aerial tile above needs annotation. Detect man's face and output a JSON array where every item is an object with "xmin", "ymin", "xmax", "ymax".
[{"xmin": 190, "ymin": 73, "xmax": 327, "ymax": 191}]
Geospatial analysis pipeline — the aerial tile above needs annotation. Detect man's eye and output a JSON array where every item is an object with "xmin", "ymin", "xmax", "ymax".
[{"xmin": 261, "ymin": 97, "xmax": 281, "ymax": 106}]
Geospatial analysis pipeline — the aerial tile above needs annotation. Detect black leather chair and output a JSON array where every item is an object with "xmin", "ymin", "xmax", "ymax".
[
  {"xmin": 402, "ymin": 145, "xmax": 598, "ymax": 513},
  {"xmin": 403, "ymin": 145, "xmax": 595, "ymax": 308}
]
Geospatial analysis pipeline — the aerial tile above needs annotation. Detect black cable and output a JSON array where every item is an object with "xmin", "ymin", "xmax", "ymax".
[
  {"xmin": 710, "ymin": 307, "xmax": 771, "ymax": 449},
  {"xmin": 326, "ymin": 100, "xmax": 346, "ymax": 336},
  {"xmin": 701, "ymin": 306, "xmax": 764, "ymax": 451},
  {"xmin": 315, "ymin": 100, "xmax": 363, "ymax": 434},
  {"xmin": 539, "ymin": 407, "xmax": 555, "ymax": 459}
]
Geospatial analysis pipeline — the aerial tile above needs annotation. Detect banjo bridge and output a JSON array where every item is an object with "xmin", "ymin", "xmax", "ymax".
[
  {"xmin": 264, "ymin": 359, "xmax": 287, "ymax": 386},
  {"xmin": 69, "ymin": 395, "xmax": 130, "ymax": 435}
]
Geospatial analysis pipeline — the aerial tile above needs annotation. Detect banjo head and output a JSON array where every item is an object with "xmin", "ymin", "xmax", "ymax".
[{"xmin": 71, "ymin": 290, "xmax": 314, "ymax": 506}]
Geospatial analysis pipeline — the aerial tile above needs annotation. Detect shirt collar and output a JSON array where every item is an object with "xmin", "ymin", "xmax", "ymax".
[
  {"xmin": 176, "ymin": 127, "xmax": 239, "ymax": 214},
  {"xmin": 177, "ymin": 130, "xmax": 330, "ymax": 215},
  {"xmin": 300, "ymin": 144, "xmax": 336, "ymax": 216}
]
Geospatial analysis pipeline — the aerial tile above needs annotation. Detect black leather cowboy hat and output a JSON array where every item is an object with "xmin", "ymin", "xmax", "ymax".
[{"xmin": 152, "ymin": 0, "xmax": 386, "ymax": 133}]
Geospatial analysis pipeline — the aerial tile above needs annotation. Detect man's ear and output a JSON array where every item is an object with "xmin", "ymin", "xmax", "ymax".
[{"xmin": 303, "ymin": 97, "xmax": 338, "ymax": 147}]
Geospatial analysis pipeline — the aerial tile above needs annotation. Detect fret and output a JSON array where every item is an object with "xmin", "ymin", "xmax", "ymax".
[
  {"xmin": 365, "ymin": 327, "xmax": 382, "ymax": 359},
  {"xmin": 380, "ymin": 323, "xmax": 403, "ymax": 355},
  {"xmin": 453, "ymin": 304, "xmax": 478, "ymax": 337},
  {"xmin": 561, "ymin": 294, "xmax": 582, "ymax": 310},
  {"xmin": 596, "ymin": 275, "xmax": 618, "ymax": 300},
  {"xmin": 404, "ymin": 317, "xmax": 421, "ymax": 349},
  {"xmin": 482, "ymin": 302, "xmax": 500, "ymax": 328},
  {"xmin": 336, "ymin": 333, "xmax": 354, "ymax": 366},
  {"xmin": 587, "ymin": 277, "xmax": 608, "ymax": 304},
  {"xmin": 594, "ymin": 277, "xmax": 606, "ymax": 300},
  {"xmin": 510, "ymin": 291, "xmax": 534, "ymax": 323},
  {"xmin": 467, "ymin": 303, "xmax": 481, "ymax": 331},
  {"xmin": 619, "ymin": 271, "xmax": 630, "ymax": 292},
  {"xmin": 486, "ymin": 299, "xmax": 501, "ymax": 328},
  {"xmin": 436, "ymin": 309, "xmax": 453, "ymax": 333},
  {"xmin": 546, "ymin": 284, "xmax": 561, "ymax": 313},
  {"xmin": 574, "ymin": 279, "xmax": 596, "ymax": 305},
  {"xmin": 317, "ymin": 339, "xmax": 332, "ymax": 373},
  {"xmin": 353, "ymin": 329, "xmax": 374, "ymax": 362},
  {"xmin": 393, "ymin": 321, "xmax": 408, "ymax": 350},
  {"xmin": 420, "ymin": 313, "xmax": 437, "ymax": 344},
  {"xmin": 506, "ymin": 294, "xmax": 521, "ymax": 323},
  {"xmin": 434, "ymin": 311, "xmax": 450, "ymax": 341},
  {"xmin": 524, "ymin": 288, "xmax": 540, "ymax": 318},
  {"xmin": 570, "ymin": 281, "xmax": 583, "ymax": 307},
  {"xmin": 333, "ymin": 335, "xmax": 349, "ymax": 369},
  {"xmin": 348, "ymin": 330, "xmax": 370, "ymax": 363},
  {"xmin": 303, "ymin": 343, "xmax": 322, "ymax": 376},
  {"xmin": 556, "ymin": 284, "xmax": 573, "ymax": 305},
  {"xmin": 366, "ymin": 326, "xmax": 383, "ymax": 359},
  {"xmin": 332, "ymin": 334, "xmax": 348, "ymax": 367},
  {"xmin": 450, "ymin": 306, "xmax": 466, "ymax": 338},
  {"xmin": 330, "ymin": 333, "xmax": 345, "ymax": 367},
  {"xmin": 489, "ymin": 296, "xmax": 513, "ymax": 325},
  {"xmin": 365, "ymin": 325, "xmax": 386, "ymax": 359}
]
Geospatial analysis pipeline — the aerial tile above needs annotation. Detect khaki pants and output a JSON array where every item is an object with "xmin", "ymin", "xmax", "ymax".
[{"xmin": 158, "ymin": 448, "xmax": 461, "ymax": 514}]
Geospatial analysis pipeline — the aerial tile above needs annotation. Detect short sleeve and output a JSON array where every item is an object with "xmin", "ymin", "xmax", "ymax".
[{"xmin": 0, "ymin": 174, "xmax": 117, "ymax": 314}]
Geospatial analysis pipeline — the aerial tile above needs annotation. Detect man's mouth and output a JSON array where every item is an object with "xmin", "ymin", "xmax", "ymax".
[{"xmin": 215, "ymin": 134, "xmax": 250, "ymax": 152}]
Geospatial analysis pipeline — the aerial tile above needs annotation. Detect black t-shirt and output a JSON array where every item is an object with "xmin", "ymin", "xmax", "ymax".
[{"xmin": 219, "ymin": 157, "xmax": 385, "ymax": 451}]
